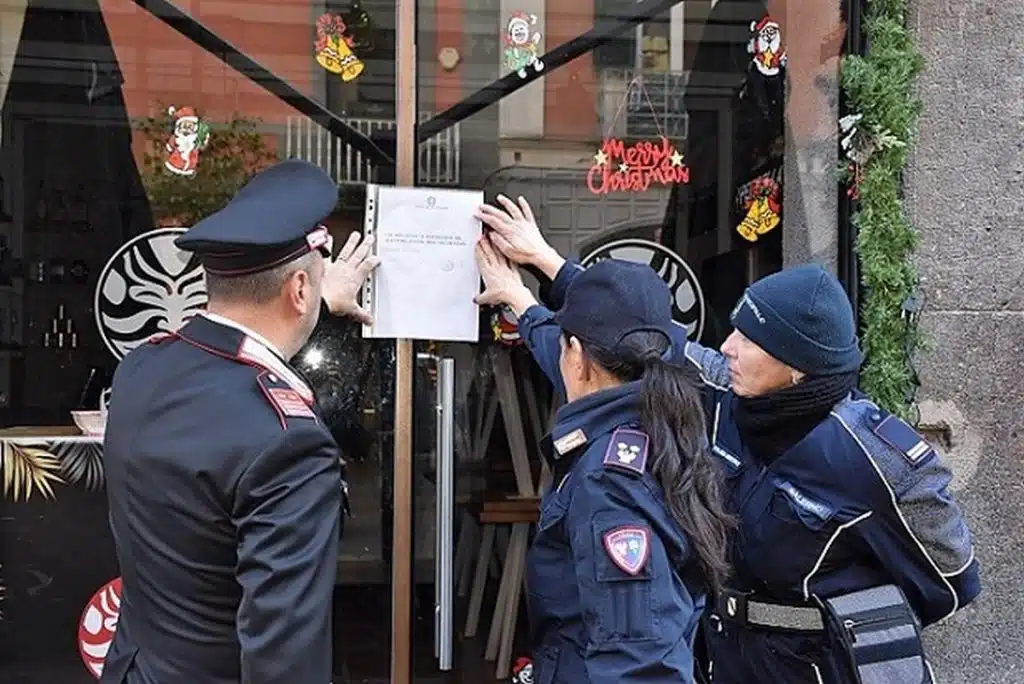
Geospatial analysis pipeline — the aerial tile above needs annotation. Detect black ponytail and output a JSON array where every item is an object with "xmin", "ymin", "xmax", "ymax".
[
  {"xmin": 639, "ymin": 353, "xmax": 734, "ymax": 593},
  {"xmin": 577, "ymin": 330, "xmax": 734, "ymax": 593}
]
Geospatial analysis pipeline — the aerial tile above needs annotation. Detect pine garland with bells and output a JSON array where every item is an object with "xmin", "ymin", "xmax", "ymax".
[{"xmin": 840, "ymin": 0, "xmax": 925, "ymax": 421}]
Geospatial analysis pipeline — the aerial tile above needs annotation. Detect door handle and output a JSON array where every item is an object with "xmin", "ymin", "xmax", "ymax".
[{"xmin": 434, "ymin": 357, "xmax": 455, "ymax": 670}]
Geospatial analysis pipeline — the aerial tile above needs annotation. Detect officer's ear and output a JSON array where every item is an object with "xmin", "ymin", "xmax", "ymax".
[
  {"xmin": 284, "ymin": 268, "xmax": 316, "ymax": 314},
  {"xmin": 566, "ymin": 335, "xmax": 592, "ymax": 379}
]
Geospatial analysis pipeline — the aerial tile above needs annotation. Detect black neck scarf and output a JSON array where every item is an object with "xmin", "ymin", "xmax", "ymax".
[{"xmin": 734, "ymin": 371, "xmax": 860, "ymax": 463}]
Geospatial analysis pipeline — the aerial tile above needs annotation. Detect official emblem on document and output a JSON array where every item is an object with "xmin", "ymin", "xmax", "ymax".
[{"xmin": 602, "ymin": 525, "xmax": 651, "ymax": 575}]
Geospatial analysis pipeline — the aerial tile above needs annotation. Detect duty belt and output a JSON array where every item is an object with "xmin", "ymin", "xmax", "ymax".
[{"xmin": 713, "ymin": 588, "xmax": 825, "ymax": 632}]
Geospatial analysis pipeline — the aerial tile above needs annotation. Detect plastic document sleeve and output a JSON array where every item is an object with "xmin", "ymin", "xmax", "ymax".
[{"xmin": 361, "ymin": 184, "xmax": 483, "ymax": 342}]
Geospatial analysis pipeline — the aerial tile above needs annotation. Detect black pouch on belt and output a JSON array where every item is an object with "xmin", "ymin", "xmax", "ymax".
[{"xmin": 820, "ymin": 584, "xmax": 933, "ymax": 684}]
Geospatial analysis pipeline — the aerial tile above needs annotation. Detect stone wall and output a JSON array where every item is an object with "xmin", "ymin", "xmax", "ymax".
[{"xmin": 907, "ymin": 0, "xmax": 1024, "ymax": 681}]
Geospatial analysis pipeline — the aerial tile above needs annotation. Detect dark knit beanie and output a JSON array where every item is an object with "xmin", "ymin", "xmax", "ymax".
[{"xmin": 729, "ymin": 264, "xmax": 862, "ymax": 375}]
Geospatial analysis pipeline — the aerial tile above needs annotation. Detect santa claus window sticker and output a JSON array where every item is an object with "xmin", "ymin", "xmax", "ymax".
[
  {"xmin": 503, "ymin": 12, "xmax": 544, "ymax": 79},
  {"xmin": 164, "ymin": 106, "xmax": 212, "ymax": 177},
  {"xmin": 748, "ymin": 15, "xmax": 786, "ymax": 77}
]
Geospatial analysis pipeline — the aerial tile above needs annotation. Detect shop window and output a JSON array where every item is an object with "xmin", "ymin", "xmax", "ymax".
[
  {"xmin": 0, "ymin": 0, "xmax": 845, "ymax": 679},
  {"xmin": 325, "ymin": 0, "xmax": 397, "ymax": 117},
  {"xmin": 0, "ymin": 0, "xmax": 399, "ymax": 679}
]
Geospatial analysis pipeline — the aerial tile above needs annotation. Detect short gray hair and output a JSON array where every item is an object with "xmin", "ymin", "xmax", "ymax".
[{"xmin": 204, "ymin": 251, "xmax": 321, "ymax": 306}]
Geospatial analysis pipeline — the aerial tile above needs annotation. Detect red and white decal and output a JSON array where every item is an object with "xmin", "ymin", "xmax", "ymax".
[
  {"xmin": 239, "ymin": 336, "xmax": 314, "ymax": 404},
  {"xmin": 306, "ymin": 225, "xmax": 332, "ymax": 254},
  {"xmin": 78, "ymin": 577, "xmax": 123, "ymax": 679},
  {"xmin": 268, "ymin": 388, "xmax": 317, "ymax": 419},
  {"xmin": 602, "ymin": 526, "xmax": 651, "ymax": 576}
]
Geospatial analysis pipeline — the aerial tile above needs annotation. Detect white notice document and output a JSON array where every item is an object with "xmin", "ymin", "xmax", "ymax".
[{"xmin": 361, "ymin": 184, "xmax": 483, "ymax": 341}]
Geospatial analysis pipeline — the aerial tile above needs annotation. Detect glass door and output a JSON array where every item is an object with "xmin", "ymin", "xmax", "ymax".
[
  {"xmin": 0, "ymin": 0, "xmax": 399, "ymax": 680},
  {"xmin": 410, "ymin": 0, "xmax": 847, "ymax": 680}
]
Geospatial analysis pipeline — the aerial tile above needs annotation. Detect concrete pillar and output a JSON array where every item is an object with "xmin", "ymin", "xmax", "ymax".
[
  {"xmin": 780, "ymin": 0, "xmax": 842, "ymax": 274},
  {"xmin": 906, "ymin": 0, "xmax": 1024, "ymax": 680}
]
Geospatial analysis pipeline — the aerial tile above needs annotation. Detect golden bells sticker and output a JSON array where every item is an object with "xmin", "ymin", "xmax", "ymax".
[
  {"xmin": 736, "ymin": 176, "xmax": 782, "ymax": 242},
  {"xmin": 315, "ymin": 13, "xmax": 365, "ymax": 82}
]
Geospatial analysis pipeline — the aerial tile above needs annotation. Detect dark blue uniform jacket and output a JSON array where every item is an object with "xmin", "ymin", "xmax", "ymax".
[
  {"xmin": 100, "ymin": 314, "xmax": 341, "ymax": 684},
  {"xmin": 518, "ymin": 312, "xmax": 707, "ymax": 682},
  {"xmin": 526, "ymin": 262, "xmax": 980, "ymax": 677}
]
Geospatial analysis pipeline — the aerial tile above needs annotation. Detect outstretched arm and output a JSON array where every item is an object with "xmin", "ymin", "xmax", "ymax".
[
  {"xmin": 475, "ymin": 194, "xmax": 732, "ymax": 396},
  {"xmin": 475, "ymin": 237, "xmax": 566, "ymax": 395}
]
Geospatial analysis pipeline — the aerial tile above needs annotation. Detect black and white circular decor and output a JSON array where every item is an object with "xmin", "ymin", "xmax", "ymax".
[
  {"xmin": 94, "ymin": 227, "xmax": 207, "ymax": 360},
  {"xmin": 581, "ymin": 238, "xmax": 706, "ymax": 341}
]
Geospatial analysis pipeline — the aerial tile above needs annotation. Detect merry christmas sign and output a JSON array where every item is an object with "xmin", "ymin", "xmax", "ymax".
[{"xmin": 586, "ymin": 137, "xmax": 689, "ymax": 195}]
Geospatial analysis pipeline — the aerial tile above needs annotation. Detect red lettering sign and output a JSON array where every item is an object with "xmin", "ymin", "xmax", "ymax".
[{"xmin": 586, "ymin": 136, "xmax": 690, "ymax": 195}]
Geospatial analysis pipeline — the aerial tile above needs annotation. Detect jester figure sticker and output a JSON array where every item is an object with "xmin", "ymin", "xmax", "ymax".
[
  {"xmin": 315, "ymin": 13, "xmax": 366, "ymax": 82},
  {"xmin": 78, "ymin": 577, "xmax": 123, "ymax": 679},
  {"xmin": 602, "ymin": 525, "xmax": 651, "ymax": 576},
  {"xmin": 736, "ymin": 175, "xmax": 782, "ymax": 242},
  {"xmin": 748, "ymin": 16, "xmax": 787, "ymax": 77},
  {"xmin": 511, "ymin": 656, "xmax": 534, "ymax": 683},
  {"xmin": 503, "ymin": 12, "xmax": 544, "ymax": 79},
  {"xmin": 164, "ymin": 106, "xmax": 211, "ymax": 177},
  {"xmin": 490, "ymin": 305, "xmax": 523, "ymax": 346}
]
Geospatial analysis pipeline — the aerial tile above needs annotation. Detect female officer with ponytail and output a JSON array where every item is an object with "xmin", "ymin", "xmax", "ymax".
[
  {"xmin": 476, "ymin": 195, "xmax": 980, "ymax": 684},
  {"xmin": 474, "ymin": 233, "xmax": 733, "ymax": 683}
]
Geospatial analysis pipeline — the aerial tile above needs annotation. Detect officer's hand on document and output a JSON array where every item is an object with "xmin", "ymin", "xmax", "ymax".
[
  {"xmin": 475, "ymin": 194, "xmax": 556, "ymax": 268},
  {"xmin": 474, "ymin": 235, "xmax": 533, "ymax": 315},
  {"xmin": 322, "ymin": 230, "xmax": 381, "ymax": 324}
]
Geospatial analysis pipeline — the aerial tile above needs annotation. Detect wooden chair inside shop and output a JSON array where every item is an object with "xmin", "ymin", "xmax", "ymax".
[{"xmin": 451, "ymin": 344, "xmax": 558, "ymax": 680}]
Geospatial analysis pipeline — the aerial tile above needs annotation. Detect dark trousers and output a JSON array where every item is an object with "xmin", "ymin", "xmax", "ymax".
[{"xmin": 700, "ymin": 618, "xmax": 854, "ymax": 684}]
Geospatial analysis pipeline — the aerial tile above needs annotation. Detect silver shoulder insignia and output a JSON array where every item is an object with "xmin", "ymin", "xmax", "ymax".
[{"xmin": 553, "ymin": 428, "xmax": 587, "ymax": 456}]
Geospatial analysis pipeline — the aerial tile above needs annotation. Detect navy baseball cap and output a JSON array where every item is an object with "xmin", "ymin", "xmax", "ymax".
[
  {"xmin": 175, "ymin": 159, "xmax": 338, "ymax": 276},
  {"xmin": 553, "ymin": 259, "xmax": 675, "ymax": 356}
]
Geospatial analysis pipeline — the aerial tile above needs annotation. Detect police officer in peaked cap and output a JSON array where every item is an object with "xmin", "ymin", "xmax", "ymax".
[
  {"xmin": 473, "ymin": 231, "xmax": 734, "ymax": 683},
  {"xmin": 100, "ymin": 159, "xmax": 380, "ymax": 684},
  {"xmin": 475, "ymin": 195, "xmax": 981, "ymax": 684}
]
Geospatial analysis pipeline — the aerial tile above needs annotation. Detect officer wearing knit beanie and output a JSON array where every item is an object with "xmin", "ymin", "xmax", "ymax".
[
  {"xmin": 729, "ymin": 264, "xmax": 862, "ymax": 375},
  {"xmin": 471, "ymin": 193, "xmax": 979, "ymax": 684}
]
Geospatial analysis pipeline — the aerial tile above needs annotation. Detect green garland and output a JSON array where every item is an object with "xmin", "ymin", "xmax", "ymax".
[{"xmin": 840, "ymin": 0, "xmax": 925, "ymax": 421}]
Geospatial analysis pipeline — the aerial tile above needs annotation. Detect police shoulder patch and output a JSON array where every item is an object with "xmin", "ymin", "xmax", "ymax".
[
  {"xmin": 602, "ymin": 525, "xmax": 651, "ymax": 575},
  {"xmin": 872, "ymin": 414, "xmax": 934, "ymax": 467},
  {"xmin": 602, "ymin": 428, "xmax": 649, "ymax": 476},
  {"xmin": 256, "ymin": 371, "xmax": 317, "ymax": 426}
]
